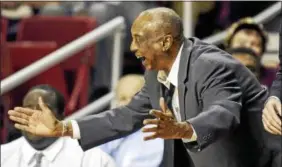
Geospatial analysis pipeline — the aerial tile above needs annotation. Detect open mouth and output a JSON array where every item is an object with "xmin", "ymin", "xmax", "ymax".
[{"xmin": 136, "ymin": 55, "xmax": 146, "ymax": 62}]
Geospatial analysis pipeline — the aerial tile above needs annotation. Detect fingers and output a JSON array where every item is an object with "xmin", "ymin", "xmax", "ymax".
[
  {"xmin": 14, "ymin": 107, "xmax": 35, "ymax": 116},
  {"xmin": 263, "ymin": 121, "xmax": 273, "ymax": 135},
  {"xmin": 142, "ymin": 126, "xmax": 158, "ymax": 133},
  {"xmin": 14, "ymin": 124, "xmax": 33, "ymax": 134},
  {"xmin": 263, "ymin": 114, "xmax": 281, "ymax": 135},
  {"xmin": 8, "ymin": 110, "xmax": 30, "ymax": 120},
  {"xmin": 159, "ymin": 97, "xmax": 167, "ymax": 113},
  {"xmin": 143, "ymin": 119, "xmax": 159, "ymax": 125},
  {"xmin": 9, "ymin": 116, "xmax": 29, "ymax": 125},
  {"xmin": 144, "ymin": 133, "xmax": 158, "ymax": 141},
  {"xmin": 265, "ymin": 104, "xmax": 281, "ymax": 127},
  {"xmin": 150, "ymin": 110, "xmax": 173, "ymax": 120}
]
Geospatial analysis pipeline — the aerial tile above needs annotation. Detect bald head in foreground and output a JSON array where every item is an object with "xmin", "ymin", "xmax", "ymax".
[{"xmin": 9, "ymin": 7, "xmax": 277, "ymax": 167}]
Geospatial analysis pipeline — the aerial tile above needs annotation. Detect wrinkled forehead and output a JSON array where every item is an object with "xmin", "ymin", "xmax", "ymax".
[
  {"xmin": 131, "ymin": 14, "xmax": 161, "ymax": 38},
  {"xmin": 234, "ymin": 29, "xmax": 262, "ymax": 40}
]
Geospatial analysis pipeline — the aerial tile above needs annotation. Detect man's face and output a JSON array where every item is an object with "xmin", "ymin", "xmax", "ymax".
[
  {"xmin": 130, "ymin": 15, "xmax": 170, "ymax": 71},
  {"xmin": 233, "ymin": 53, "xmax": 259, "ymax": 78},
  {"xmin": 230, "ymin": 29, "xmax": 263, "ymax": 57}
]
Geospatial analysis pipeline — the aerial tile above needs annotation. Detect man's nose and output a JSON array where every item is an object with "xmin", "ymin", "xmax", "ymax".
[{"xmin": 130, "ymin": 41, "xmax": 138, "ymax": 52}]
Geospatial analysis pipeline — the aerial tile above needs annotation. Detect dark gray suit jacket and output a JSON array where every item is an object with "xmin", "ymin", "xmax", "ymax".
[
  {"xmin": 266, "ymin": 7, "xmax": 282, "ymax": 167},
  {"xmin": 77, "ymin": 38, "xmax": 269, "ymax": 167},
  {"xmin": 270, "ymin": 3, "xmax": 282, "ymax": 100}
]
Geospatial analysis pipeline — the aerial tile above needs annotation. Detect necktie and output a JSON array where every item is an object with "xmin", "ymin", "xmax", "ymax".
[
  {"xmin": 33, "ymin": 153, "xmax": 43, "ymax": 167},
  {"xmin": 160, "ymin": 83, "xmax": 195, "ymax": 167},
  {"xmin": 161, "ymin": 83, "xmax": 175, "ymax": 111}
]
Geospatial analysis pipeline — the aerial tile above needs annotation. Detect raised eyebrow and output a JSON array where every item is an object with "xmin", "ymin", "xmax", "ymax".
[{"xmin": 133, "ymin": 34, "xmax": 141, "ymax": 38}]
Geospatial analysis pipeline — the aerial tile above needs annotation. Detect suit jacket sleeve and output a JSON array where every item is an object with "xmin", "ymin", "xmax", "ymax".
[
  {"xmin": 185, "ymin": 58, "xmax": 242, "ymax": 151},
  {"xmin": 269, "ymin": 25, "xmax": 282, "ymax": 100},
  {"xmin": 76, "ymin": 73, "xmax": 152, "ymax": 151}
]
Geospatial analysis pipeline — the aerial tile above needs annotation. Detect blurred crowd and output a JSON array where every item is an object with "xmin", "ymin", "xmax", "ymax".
[{"xmin": 1, "ymin": 1, "xmax": 281, "ymax": 167}]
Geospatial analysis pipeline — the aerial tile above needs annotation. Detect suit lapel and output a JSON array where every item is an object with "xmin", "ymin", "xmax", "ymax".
[{"xmin": 177, "ymin": 39, "xmax": 193, "ymax": 121}]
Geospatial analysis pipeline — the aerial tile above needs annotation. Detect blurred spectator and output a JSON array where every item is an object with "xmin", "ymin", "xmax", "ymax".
[
  {"xmin": 225, "ymin": 17, "xmax": 276, "ymax": 87},
  {"xmin": 1, "ymin": 2, "xmax": 33, "ymax": 20},
  {"xmin": 1, "ymin": 2, "xmax": 63, "ymax": 41},
  {"xmin": 225, "ymin": 17, "xmax": 268, "ymax": 57},
  {"xmin": 1, "ymin": 2, "xmax": 33, "ymax": 41},
  {"xmin": 38, "ymin": 2, "xmax": 70, "ymax": 16},
  {"xmin": 228, "ymin": 47, "xmax": 261, "ymax": 79},
  {"xmin": 1, "ymin": 85, "xmax": 116, "ymax": 167},
  {"xmin": 99, "ymin": 74, "xmax": 164, "ymax": 167}
]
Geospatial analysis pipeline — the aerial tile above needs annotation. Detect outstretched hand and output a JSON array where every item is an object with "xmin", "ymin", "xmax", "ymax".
[
  {"xmin": 142, "ymin": 97, "xmax": 193, "ymax": 141},
  {"xmin": 8, "ymin": 97, "xmax": 61, "ymax": 137}
]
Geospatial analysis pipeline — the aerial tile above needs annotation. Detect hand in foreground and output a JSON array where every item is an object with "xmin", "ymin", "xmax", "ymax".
[
  {"xmin": 142, "ymin": 97, "xmax": 193, "ymax": 141},
  {"xmin": 8, "ymin": 97, "xmax": 62, "ymax": 137},
  {"xmin": 262, "ymin": 97, "xmax": 282, "ymax": 135}
]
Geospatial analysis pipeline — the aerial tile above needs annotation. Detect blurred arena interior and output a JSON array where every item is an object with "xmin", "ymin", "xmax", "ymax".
[{"xmin": 0, "ymin": 1, "xmax": 281, "ymax": 143}]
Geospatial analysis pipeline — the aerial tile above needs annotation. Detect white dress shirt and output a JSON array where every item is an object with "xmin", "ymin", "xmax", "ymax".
[
  {"xmin": 70, "ymin": 44, "xmax": 197, "ymax": 142},
  {"xmin": 99, "ymin": 129, "xmax": 164, "ymax": 167},
  {"xmin": 1, "ymin": 137, "xmax": 116, "ymax": 167},
  {"xmin": 157, "ymin": 44, "xmax": 197, "ymax": 142}
]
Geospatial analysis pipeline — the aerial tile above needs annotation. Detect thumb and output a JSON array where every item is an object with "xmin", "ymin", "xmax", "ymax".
[
  {"xmin": 38, "ymin": 97, "xmax": 50, "ymax": 112},
  {"xmin": 159, "ymin": 97, "xmax": 168, "ymax": 113}
]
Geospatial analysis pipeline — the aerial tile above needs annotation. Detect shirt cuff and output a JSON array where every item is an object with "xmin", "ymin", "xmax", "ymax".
[
  {"xmin": 182, "ymin": 125, "xmax": 197, "ymax": 143},
  {"xmin": 70, "ymin": 120, "xmax": 81, "ymax": 139}
]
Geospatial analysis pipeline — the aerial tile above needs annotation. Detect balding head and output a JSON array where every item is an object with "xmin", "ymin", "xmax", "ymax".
[
  {"xmin": 135, "ymin": 7, "xmax": 183, "ymax": 40},
  {"xmin": 22, "ymin": 85, "xmax": 65, "ymax": 150},
  {"xmin": 130, "ymin": 7, "xmax": 184, "ymax": 72},
  {"xmin": 115, "ymin": 74, "xmax": 145, "ymax": 107}
]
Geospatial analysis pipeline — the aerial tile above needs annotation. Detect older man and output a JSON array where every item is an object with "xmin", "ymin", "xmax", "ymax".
[{"xmin": 9, "ymin": 8, "xmax": 269, "ymax": 167}]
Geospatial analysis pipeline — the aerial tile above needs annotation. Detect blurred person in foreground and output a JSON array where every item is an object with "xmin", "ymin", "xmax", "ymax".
[
  {"xmin": 99, "ymin": 74, "xmax": 164, "ymax": 167},
  {"xmin": 1, "ymin": 85, "xmax": 116, "ymax": 167},
  {"xmin": 8, "ymin": 7, "xmax": 272, "ymax": 167},
  {"xmin": 225, "ymin": 17, "xmax": 277, "ymax": 87}
]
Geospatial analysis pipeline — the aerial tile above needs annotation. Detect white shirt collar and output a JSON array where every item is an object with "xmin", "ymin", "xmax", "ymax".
[
  {"xmin": 157, "ymin": 43, "xmax": 184, "ymax": 88},
  {"xmin": 21, "ymin": 138, "xmax": 64, "ymax": 165}
]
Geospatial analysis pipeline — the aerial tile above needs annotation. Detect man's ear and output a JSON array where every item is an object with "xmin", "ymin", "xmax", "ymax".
[{"xmin": 162, "ymin": 35, "xmax": 173, "ymax": 52}]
